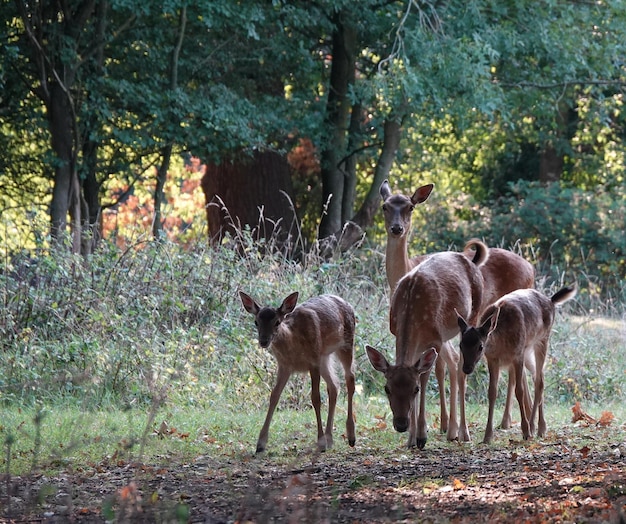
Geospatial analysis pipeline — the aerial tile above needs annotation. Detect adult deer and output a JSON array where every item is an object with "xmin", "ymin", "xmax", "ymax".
[
  {"xmin": 379, "ymin": 181, "xmax": 459, "ymax": 440},
  {"xmin": 366, "ymin": 243, "xmax": 488, "ymax": 449},
  {"xmin": 239, "ymin": 291, "xmax": 356, "ymax": 453},
  {"xmin": 379, "ymin": 179, "xmax": 535, "ymax": 441},
  {"xmin": 456, "ymin": 285, "xmax": 576, "ymax": 443}
]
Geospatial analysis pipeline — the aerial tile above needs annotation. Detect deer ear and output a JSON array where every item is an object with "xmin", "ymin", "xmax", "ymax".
[
  {"xmin": 366, "ymin": 345, "xmax": 389, "ymax": 373},
  {"xmin": 411, "ymin": 184, "xmax": 434, "ymax": 205},
  {"xmin": 280, "ymin": 292, "xmax": 299, "ymax": 315},
  {"xmin": 239, "ymin": 291, "xmax": 259, "ymax": 315},
  {"xmin": 379, "ymin": 179, "xmax": 392, "ymax": 200},
  {"xmin": 415, "ymin": 348, "xmax": 437, "ymax": 374},
  {"xmin": 455, "ymin": 309, "xmax": 469, "ymax": 333},
  {"xmin": 488, "ymin": 307, "xmax": 501, "ymax": 335}
]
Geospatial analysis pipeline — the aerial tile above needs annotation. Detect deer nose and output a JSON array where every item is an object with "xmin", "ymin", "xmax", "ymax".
[
  {"xmin": 462, "ymin": 364, "xmax": 474, "ymax": 375},
  {"xmin": 390, "ymin": 224, "xmax": 404, "ymax": 236},
  {"xmin": 393, "ymin": 417, "xmax": 409, "ymax": 433}
]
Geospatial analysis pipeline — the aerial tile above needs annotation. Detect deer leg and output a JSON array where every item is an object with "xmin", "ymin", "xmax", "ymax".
[
  {"xmin": 338, "ymin": 349, "xmax": 357, "ymax": 447},
  {"xmin": 500, "ymin": 367, "xmax": 515, "ymax": 429},
  {"xmin": 532, "ymin": 341, "xmax": 548, "ymax": 438},
  {"xmin": 257, "ymin": 368, "xmax": 291, "ymax": 453},
  {"xmin": 439, "ymin": 342, "xmax": 459, "ymax": 441},
  {"xmin": 483, "ymin": 360, "xmax": 500, "ymax": 444},
  {"xmin": 319, "ymin": 359, "xmax": 339, "ymax": 451},
  {"xmin": 514, "ymin": 361, "xmax": 531, "ymax": 440},
  {"xmin": 435, "ymin": 352, "xmax": 448, "ymax": 433},
  {"xmin": 413, "ymin": 370, "xmax": 430, "ymax": 449},
  {"xmin": 309, "ymin": 368, "xmax": 327, "ymax": 451},
  {"xmin": 457, "ymin": 356, "xmax": 471, "ymax": 442}
]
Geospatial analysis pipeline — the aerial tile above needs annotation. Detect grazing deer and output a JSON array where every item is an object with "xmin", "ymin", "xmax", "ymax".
[
  {"xmin": 366, "ymin": 243, "xmax": 488, "ymax": 449},
  {"xmin": 456, "ymin": 285, "xmax": 577, "ymax": 443},
  {"xmin": 379, "ymin": 181, "xmax": 459, "ymax": 440},
  {"xmin": 239, "ymin": 291, "xmax": 356, "ymax": 453},
  {"xmin": 379, "ymin": 179, "xmax": 535, "ymax": 441}
]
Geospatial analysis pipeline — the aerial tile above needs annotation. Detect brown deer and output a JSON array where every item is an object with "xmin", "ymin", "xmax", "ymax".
[
  {"xmin": 379, "ymin": 179, "xmax": 535, "ymax": 441},
  {"xmin": 366, "ymin": 243, "xmax": 488, "ymax": 449},
  {"xmin": 456, "ymin": 285, "xmax": 577, "ymax": 443},
  {"xmin": 379, "ymin": 181, "xmax": 459, "ymax": 440},
  {"xmin": 239, "ymin": 291, "xmax": 356, "ymax": 453}
]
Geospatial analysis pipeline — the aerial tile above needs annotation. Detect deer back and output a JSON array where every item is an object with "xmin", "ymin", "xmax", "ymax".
[
  {"xmin": 459, "ymin": 289, "xmax": 558, "ymax": 374},
  {"xmin": 391, "ymin": 249, "xmax": 486, "ymax": 365},
  {"xmin": 241, "ymin": 291, "xmax": 355, "ymax": 373}
]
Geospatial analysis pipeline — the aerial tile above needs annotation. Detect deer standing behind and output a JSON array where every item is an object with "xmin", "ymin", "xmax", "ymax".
[
  {"xmin": 456, "ymin": 285, "xmax": 577, "ymax": 444},
  {"xmin": 239, "ymin": 291, "xmax": 356, "ymax": 453},
  {"xmin": 379, "ymin": 179, "xmax": 535, "ymax": 441},
  {"xmin": 366, "ymin": 243, "xmax": 488, "ymax": 449}
]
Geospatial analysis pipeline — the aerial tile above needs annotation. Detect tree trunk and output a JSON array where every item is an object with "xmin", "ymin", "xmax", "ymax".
[
  {"xmin": 153, "ymin": 6, "xmax": 186, "ymax": 240},
  {"xmin": 153, "ymin": 146, "xmax": 172, "ymax": 240},
  {"xmin": 539, "ymin": 99, "xmax": 572, "ymax": 184},
  {"xmin": 48, "ymin": 82, "xmax": 76, "ymax": 247},
  {"xmin": 342, "ymin": 102, "xmax": 361, "ymax": 223},
  {"xmin": 201, "ymin": 151, "xmax": 299, "ymax": 255},
  {"xmin": 351, "ymin": 117, "xmax": 404, "ymax": 228},
  {"xmin": 318, "ymin": 13, "xmax": 357, "ymax": 239}
]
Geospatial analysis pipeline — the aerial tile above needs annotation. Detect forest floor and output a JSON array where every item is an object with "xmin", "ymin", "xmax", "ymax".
[{"xmin": 2, "ymin": 413, "xmax": 626, "ymax": 523}]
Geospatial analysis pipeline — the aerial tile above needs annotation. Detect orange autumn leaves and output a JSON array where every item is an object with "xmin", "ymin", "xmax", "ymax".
[{"xmin": 571, "ymin": 402, "xmax": 615, "ymax": 427}]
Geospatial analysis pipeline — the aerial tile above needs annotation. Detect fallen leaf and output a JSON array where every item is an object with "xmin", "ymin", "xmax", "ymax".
[
  {"xmin": 453, "ymin": 478, "xmax": 466, "ymax": 490},
  {"xmin": 597, "ymin": 411, "xmax": 615, "ymax": 427},
  {"xmin": 571, "ymin": 402, "xmax": 596, "ymax": 424}
]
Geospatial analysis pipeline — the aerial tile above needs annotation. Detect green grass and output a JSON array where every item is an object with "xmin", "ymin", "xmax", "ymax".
[
  {"xmin": 3, "ymin": 393, "xmax": 625, "ymax": 477},
  {"xmin": 1, "ymin": 235, "xmax": 625, "ymax": 479}
]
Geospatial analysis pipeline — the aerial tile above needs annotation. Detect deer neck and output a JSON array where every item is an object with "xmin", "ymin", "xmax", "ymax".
[{"xmin": 385, "ymin": 234, "xmax": 413, "ymax": 292}]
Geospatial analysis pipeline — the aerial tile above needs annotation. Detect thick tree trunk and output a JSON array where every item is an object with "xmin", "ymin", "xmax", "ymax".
[
  {"xmin": 351, "ymin": 117, "xmax": 403, "ymax": 228},
  {"xmin": 539, "ymin": 100, "xmax": 572, "ymax": 184},
  {"xmin": 201, "ymin": 151, "xmax": 299, "ymax": 255},
  {"xmin": 48, "ymin": 82, "xmax": 76, "ymax": 247},
  {"xmin": 318, "ymin": 14, "xmax": 356, "ymax": 239}
]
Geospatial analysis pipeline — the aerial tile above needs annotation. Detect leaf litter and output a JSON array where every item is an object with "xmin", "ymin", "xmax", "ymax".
[{"xmin": 2, "ymin": 404, "xmax": 626, "ymax": 523}]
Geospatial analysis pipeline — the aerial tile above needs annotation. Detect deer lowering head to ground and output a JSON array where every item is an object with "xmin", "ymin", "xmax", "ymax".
[
  {"xmin": 379, "ymin": 179, "xmax": 536, "ymax": 441},
  {"xmin": 239, "ymin": 291, "xmax": 356, "ymax": 453},
  {"xmin": 366, "ymin": 242, "xmax": 488, "ymax": 449},
  {"xmin": 379, "ymin": 179, "xmax": 459, "ymax": 441},
  {"xmin": 456, "ymin": 285, "xmax": 577, "ymax": 444}
]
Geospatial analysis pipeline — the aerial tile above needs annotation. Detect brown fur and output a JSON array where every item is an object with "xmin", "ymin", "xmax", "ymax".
[
  {"xmin": 379, "ymin": 179, "xmax": 536, "ymax": 441},
  {"xmin": 240, "ymin": 291, "xmax": 356, "ymax": 453},
  {"xmin": 457, "ymin": 286, "xmax": 576, "ymax": 443},
  {"xmin": 367, "ymin": 248, "xmax": 487, "ymax": 449}
]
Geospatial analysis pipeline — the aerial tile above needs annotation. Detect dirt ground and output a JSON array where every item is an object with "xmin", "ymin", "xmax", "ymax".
[{"xmin": 2, "ymin": 419, "xmax": 626, "ymax": 524}]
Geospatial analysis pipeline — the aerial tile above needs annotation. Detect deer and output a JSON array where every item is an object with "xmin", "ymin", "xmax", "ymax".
[
  {"xmin": 366, "ymin": 242, "xmax": 488, "ymax": 449},
  {"xmin": 379, "ymin": 179, "xmax": 535, "ymax": 441},
  {"xmin": 456, "ymin": 285, "xmax": 577, "ymax": 443},
  {"xmin": 239, "ymin": 291, "xmax": 356, "ymax": 453}
]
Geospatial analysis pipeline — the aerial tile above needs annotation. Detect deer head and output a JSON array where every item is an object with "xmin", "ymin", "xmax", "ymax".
[
  {"xmin": 456, "ymin": 308, "xmax": 499, "ymax": 374},
  {"xmin": 366, "ymin": 345, "xmax": 438, "ymax": 433},
  {"xmin": 379, "ymin": 180, "xmax": 434, "ymax": 238},
  {"xmin": 239, "ymin": 291, "xmax": 299, "ymax": 348}
]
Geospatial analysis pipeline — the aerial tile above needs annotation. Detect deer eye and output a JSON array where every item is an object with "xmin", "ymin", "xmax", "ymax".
[
  {"xmin": 382, "ymin": 204, "xmax": 388, "ymax": 211},
  {"xmin": 413, "ymin": 386, "xmax": 420, "ymax": 395},
  {"xmin": 409, "ymin": 205, "xmax": 415, "ymax": 212}
]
